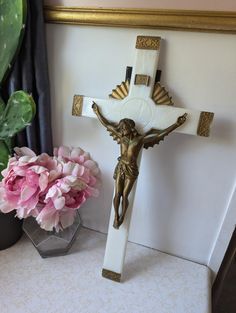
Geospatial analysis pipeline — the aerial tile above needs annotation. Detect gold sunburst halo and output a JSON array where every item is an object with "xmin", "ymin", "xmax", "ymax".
[
  {"xmin": 109, "ymin": 80, "xmax": 173, "ymax": 106},
  {"xmin": 109, "ymin": 80, "xmax": 130, "ymax": 100},
  {"xmin": 152, "ymin": 83, "xmax": 173, "ymax": 106}
]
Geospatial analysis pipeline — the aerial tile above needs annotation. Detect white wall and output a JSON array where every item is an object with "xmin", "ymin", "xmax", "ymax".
[{"xmin": 46, "ymin": 24, "xmax": 236, "ymax": 268}]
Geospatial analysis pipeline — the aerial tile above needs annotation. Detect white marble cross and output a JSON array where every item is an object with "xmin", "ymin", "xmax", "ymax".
[{"xmin": 72, "ymin": 35, "xmax": 214, "ymax": 282}]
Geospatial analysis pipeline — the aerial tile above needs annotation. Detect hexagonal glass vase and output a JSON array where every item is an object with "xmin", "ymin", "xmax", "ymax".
[{"xmin": 23, "ymin": 213, "xmax": 81, "ymax": 258}]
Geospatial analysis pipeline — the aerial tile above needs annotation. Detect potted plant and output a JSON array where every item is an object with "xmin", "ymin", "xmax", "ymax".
[
  {"xmin": 0, "ymin": 146, "xmax": 100, "ymax": 257},
  {"xmin": 0, "ymin": 0, "xmax": 36, "ymax": 249}
]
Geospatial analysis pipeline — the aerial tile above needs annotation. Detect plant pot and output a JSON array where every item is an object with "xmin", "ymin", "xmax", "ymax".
[
  {"xmin": 0, "ymin": 211, "xmax": 23, "ymax": 250},
  {"xmin": 23, "ymin": 212, "xmax": 81, "ymax": 258}
]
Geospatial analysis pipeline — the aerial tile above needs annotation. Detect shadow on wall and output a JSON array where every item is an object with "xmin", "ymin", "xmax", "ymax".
[
  {"xmin": 212, "ymin": 117, "xmax": 235, "ymax": 145},
  {"xmin": 79, "ymin": 170, "xmax": 114, "ymax": 233},
  {"xmin": 144, "ymin": 134, "xmax": 190, "ymax": 250}
]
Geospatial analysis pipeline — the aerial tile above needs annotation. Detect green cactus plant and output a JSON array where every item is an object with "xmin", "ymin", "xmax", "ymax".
[
  {"xmin": 0, "ymin": 0, "xmax": 27, "ymax": 83},
  {"xmin": 0, "ymin": 0, "xmax": 36, "ymax": 179},
  {"xmin": 0, "ymin": 0, "xmax": 37, "ymax": 250}
]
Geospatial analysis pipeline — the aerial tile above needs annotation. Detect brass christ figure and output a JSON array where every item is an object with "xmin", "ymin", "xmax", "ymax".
[{"xmin": 92, "ymin": 102, "xmax": 187, "ymax": 229}]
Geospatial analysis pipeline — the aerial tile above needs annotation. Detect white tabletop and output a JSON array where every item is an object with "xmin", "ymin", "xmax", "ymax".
[{"xmin": 0, "ymin": 227, "xmax": 211, "ymax": 313}]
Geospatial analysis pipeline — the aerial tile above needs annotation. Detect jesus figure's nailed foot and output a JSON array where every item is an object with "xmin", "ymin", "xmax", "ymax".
[
  {"xmin": 113, "ymin": 216, "xmax": 124, "ymax": 229},
  {"xmin": 113, "ymin": 217, "xmax": 120, "ymax": 229}
]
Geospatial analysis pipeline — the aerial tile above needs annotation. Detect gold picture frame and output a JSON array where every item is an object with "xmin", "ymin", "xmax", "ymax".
[{"xmin": 44, "ymin": 6, "xmax": 236, "ymax": 33}]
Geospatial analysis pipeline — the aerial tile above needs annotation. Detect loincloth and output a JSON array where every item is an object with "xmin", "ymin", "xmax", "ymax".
[{"xmin": 113, "ymin": 157, "xmax": 139, "ymax": 180}]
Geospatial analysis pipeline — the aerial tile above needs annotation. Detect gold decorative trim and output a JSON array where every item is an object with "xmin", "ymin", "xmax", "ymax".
[
  {"xmin": 136, "ymin": 36, "xmax": 161, "ymax": 50},
  {"xmin": 197, "ymin": 111, "xmax": 214, "ymax": 137},
  {"xmin": 102, "ymin": 269, "xmax": 121, "ymax": 282},
  {"xmin": 109, "ymin": 80, "xmax": 130, "ymax": 100},
  {"xmin": 134, "ymin": 74, "xmax": 150, "ymax": 86},
  {"xmin": 110, "ymin": 80, "xmax": 173, "ymax": 105},
  {"xmin": 44, "ymin": 6, "xmax": 236, "ymax": 34},
  {"xmin": 152, "ymin": 83, "xmax": 173, "ymax": 106},
  {"xmin": 72, "ymin": 95, "xmax": 83, "ymax": 116}
]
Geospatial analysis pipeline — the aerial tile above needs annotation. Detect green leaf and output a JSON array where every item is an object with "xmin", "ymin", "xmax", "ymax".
[
  {"xmin": 0, "ymin": 0, "xmax": 27, "ymax": 85},
  {"xmin": 0, "ymin": 140, "xmax": 10, "ymax": 181},
  {"xmin": 0, "ymin": 90, "xmax": 36, "ymax": 139},
  {"xmin": 0, "ymin": 96, "xmax": 5, "ymax": 116},
  {"xmin": 0, "ymin": 98, "xmax": 12, "ymax": 152},
  {"xmin": 4, "ymin": 138, "xmax": 13, "ymax": 152}
]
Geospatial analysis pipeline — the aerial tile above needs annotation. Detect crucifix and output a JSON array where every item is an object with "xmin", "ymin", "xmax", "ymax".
[{"xmin": 72, "ymin": 35, "xmax": 214, "ymax": 282}]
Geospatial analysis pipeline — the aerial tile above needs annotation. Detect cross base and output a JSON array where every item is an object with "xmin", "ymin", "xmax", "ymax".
[{"xmin": 102, "ymin": 269, "xmax": 121, "ymax": 282}]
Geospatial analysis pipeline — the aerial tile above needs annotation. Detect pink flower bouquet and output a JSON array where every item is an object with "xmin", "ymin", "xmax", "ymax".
[{"xmin": 0, "ymin": 146, "xmax": 100, "ymax": 231}]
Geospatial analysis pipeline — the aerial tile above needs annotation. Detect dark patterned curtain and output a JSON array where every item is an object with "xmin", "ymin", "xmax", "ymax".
[{"xmin": 2, "ymin": 0, "xmax": 53, "ymax": 155}]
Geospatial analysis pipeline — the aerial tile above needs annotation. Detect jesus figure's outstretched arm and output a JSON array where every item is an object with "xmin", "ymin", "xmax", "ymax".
[
  {"xmin": 92, "ymin": 102, "xmax": 121, "ymax": 139},
  {"xmin": 143, "ymin": 113, "xmax": 187, "ymax": 148}
]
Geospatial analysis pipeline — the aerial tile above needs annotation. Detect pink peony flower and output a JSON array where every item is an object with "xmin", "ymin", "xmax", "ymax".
[{"xmin": 0, "ymin": 146, "xmax": 100, "ymax": 231}]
